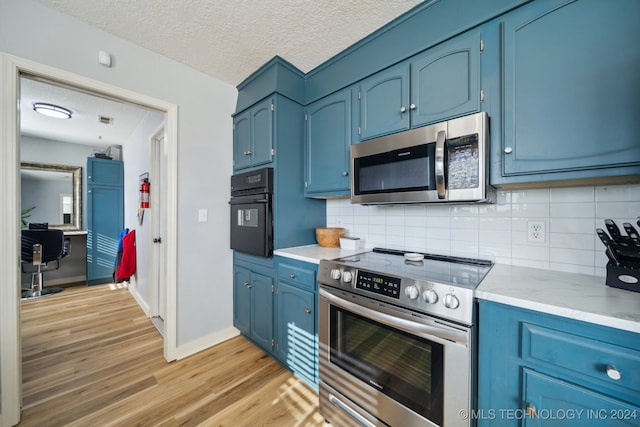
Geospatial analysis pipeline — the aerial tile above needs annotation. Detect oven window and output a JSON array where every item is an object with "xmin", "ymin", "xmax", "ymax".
[{"xmin": 329, "ymin": 305, "xmax": 443, "ymax": 425}]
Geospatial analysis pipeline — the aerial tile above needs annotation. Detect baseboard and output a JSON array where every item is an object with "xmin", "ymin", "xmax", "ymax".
[
  {"xmin": 127, "ymin": 283, "xmax": 150, "ymax": 317},
  {"xmin": 174, "ymin": 326, "xmax": 240, "ymax": 360}
]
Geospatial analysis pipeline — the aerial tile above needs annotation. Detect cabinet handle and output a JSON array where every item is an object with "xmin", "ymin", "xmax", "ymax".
[
  {"xmin": 526, "ymin": 403, "xmax": 538, "ymax": 418},
  {"xmin": 244, "ymin": 150, "xmax": 253, "ymax": 156},
  {"xmin": 244, "ymin": 282, "xmax": 252, "ymax": 289},
  {"xmin": 304, "ymin": 309, "xmax": 312, "ymax": 315},
  {"xmin": 400, "ymin": 106, "xmax": 407, "ymax": 113},
  {"xmin": 435, "ymin": 130, "xmax": 446, "ymax": 199},
  {"xmin": 342, "ymin": 171, "xmax": 349, "ymax": 176},
  {"xmin": 606, "ymin": 365, "xmax": 622, "ymax": 380},
  {"xmin": 504, "ymin": 147, "xmax": 513, "ymax": 154},
  {"xmin": 289, "ymin": 273, "xmax": 296, "ymax": 279},
  {"xmin": 409, "ymin": 103, "xmax": 416, "ymax": 110}
]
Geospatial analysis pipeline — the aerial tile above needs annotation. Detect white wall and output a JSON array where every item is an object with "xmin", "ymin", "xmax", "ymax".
[
  {"xmin": 1, "ymin": 0, "xmax": 237, "ymax": 349},
  {"xmin": 122, "ymin": 111, "xmax": 164, "ymax": 307},
  {"xmin": 327, "ymin": 184, "xmax": 640, "ymax": 277}
]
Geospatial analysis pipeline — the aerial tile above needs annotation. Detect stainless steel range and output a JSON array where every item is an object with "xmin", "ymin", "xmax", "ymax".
[{"xmin": 318, "ymin": 248, "xmax": 492, "ymax": 427}]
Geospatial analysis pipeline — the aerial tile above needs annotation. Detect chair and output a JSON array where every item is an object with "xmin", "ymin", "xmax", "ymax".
[{"xmin": 21, "ymin": 229, "xmax": 70, "ymax": 299}]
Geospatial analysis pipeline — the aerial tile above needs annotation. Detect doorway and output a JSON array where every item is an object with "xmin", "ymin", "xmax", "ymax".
[{"xmin": 0, "ymin": 53, "xmax": 179, "ymax": 426}]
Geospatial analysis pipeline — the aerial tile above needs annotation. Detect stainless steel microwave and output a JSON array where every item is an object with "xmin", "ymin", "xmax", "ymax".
[{"xmin": 350, "ymin": 112, "xmax": 494, "ymax": 204}]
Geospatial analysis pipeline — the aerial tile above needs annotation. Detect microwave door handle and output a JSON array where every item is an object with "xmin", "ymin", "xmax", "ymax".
[{"xmin": 435, "ymin": 130, "xmax": 446, "ymax": 199}]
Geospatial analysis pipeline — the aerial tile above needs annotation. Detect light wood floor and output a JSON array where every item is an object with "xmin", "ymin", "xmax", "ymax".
[{"xmin": 19, "ymin": 283, "xmax": 327, "ymax": 426}]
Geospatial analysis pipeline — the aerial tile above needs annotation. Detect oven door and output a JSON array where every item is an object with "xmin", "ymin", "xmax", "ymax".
[
  {"xmin": 319, "ymin": 286, "xmax": 472, "ymax": 427},
  {"xmin": 229, "ymin": 194, "xmax": 272, "ymax": 257}
]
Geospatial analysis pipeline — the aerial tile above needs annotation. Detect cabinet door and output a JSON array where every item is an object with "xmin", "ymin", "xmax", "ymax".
[
  {"xmin": 250, "ymin": 97, "xmax": 274, "ymax": 166},
  {"xmin": 357, "ymin": 63, "xmax": 410, "ymax": 141},
  {"xmin": 86, "ymin": 185, "xmax": 123, "ymax": 285},
  {"xmin": 250, "ymin": 271, "xmax": 274, "ymax": 351},
  {"xmin": 304, "ymin": 88, "xmax": 351, "ymax": 197},
  {"xmin": 87, "ymin": 158, "xmax": 124, "ymax": 187},
  {"xmin": 502, "ymin": 0, "xmax": 640, "ymax": 178},
  {"xmin": 411, "ymin": 30, "xmax": 480, "ymax": 128},
  {"xmin": 233, "ymin": 110, "xmax": 251, "ymax": 170},
  {"xmin": 276, "ymin": 282, "xmax": 316, "ymax": 384},
  {"xmin": 522, "ymin": 369, "xmax": 640, "ymax": 427},
  {"xmin": 233, "ymin": 267, "xmax": 252, "ymax": 335}
]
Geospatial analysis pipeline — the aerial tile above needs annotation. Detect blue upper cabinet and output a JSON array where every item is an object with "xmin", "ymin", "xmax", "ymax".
[
  {"xmin": 233, "ymin": 97, "xmax": 274, "ymax": 171},
  {"xmin": 304, "ymin": 88, "xmax": 352, "ymax": 197},
  {"xmin": 497, "ymin": 0, "xmax": 640, "ymax": 185},
  {"xmin": 355, "ymin": 29, "xmax": 481, "ymax": 142},
  {"xmin": 410, "ymin": 29, "xmax": 481, "ymax": 128},
  {"xmin": 357, "ymin": 63, "xmax": 410, "ymax": 140}
]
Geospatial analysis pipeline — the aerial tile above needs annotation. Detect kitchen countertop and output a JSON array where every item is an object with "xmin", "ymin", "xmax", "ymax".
[
  {"xmin": 276, "ymin": 244, "xmax": 640, "ymax": 334},
  {"xmin": 274, "ymin": 244, "xmax": 369, "ymax": 265},
  {"xmin": 476, "ymin": 264, "xmax": 640, "ymax": 334}
]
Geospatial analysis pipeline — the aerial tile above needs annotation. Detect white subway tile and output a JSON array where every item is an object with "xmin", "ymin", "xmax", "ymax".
[
  {"xmin": 427, "ymin": 226, "xmax": 450, "ymax": 240},
  {"xmin": 550, "ymin": 218, "xmax": 595, "ymax": 234},
  {"xmin": 550, "ymin": 202, "xmax": 594, "ymax": 219},
  {"xmin": 550, "ymin": 186, "xmax": 594, "ymax": 203},
  {"xmin": 511, "ymin": 188, "xmax": 550, "ymax": 204},
  {"xmin": 512, "ymin": 244, "xmax": 549, "ymax": 262},
  {"xmin": 479, "ymin": 228, "xmax": 511, "ymax": 244},
  {"xmin": 549, "ymin": 232, "xmax": 594, "ymax": 250},
  {"xmin": 549, "ymin": 248, "xmax": 594, "ymax": 266},
  {"xmin": 479, "ymin": 217, "xmax": 511, "ymax": 231},
  {"xmin": 511, "ymin": 203, "xmax": 549, "ymax": 218},
  {"xmin": 450, "ymin": 216, "xmax": 479, "ymax": 230},
  {"xmin": 596, "ymin": 202, "xmax": 640, "ymax": 220},
  {"xmin": 451, "ymin": 227, "xmax": 479, "ymax": 242},
  {"xmin": 595, "ymin": 184, "xmax": 640, "ymax": 202}
]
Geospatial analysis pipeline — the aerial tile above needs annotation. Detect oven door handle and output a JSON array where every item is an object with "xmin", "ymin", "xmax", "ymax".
[
  {"xmin": 228, "ymin": 197, "xmax": 270, "ymax": 205},
  {"xmin": 320, "ymin": 288, "xmax": 468, "ymax": 345}
]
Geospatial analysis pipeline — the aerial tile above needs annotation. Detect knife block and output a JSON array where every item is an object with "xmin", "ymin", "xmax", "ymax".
[{"xmin": 606, "ymin": 261, "xmax": 640, "ymax": 293}]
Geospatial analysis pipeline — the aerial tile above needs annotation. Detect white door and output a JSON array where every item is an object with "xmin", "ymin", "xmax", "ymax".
[{"xmin": 150, "ymin": 127, "xmax": 167, "ymax": 332}]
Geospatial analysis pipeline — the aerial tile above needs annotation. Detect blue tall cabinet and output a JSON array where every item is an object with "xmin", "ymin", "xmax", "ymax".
[{"xmin": 86, "ymin": 157, "xmax": 124, "ymax": 286}]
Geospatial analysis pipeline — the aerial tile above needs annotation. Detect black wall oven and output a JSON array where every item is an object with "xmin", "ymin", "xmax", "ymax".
[{"xmin": 229, "ymin": 167, "xmax": 273, "ymax": 257}]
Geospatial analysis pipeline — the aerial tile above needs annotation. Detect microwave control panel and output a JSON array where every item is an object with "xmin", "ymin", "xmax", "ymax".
[{"xmin": 356, "ymin": 270, "xmax": 401, "ymax": 299}]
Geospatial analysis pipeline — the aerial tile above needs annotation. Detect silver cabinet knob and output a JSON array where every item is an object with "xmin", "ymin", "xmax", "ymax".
[
  {"xmin": 244, "ymin": 282, "xmax": 252, "ymax": 289},
  {"xmin": 409, "ymin": 103, "xmax": 416, "ymax": 110},
  {"xmin": 504, "ymin": 147, "xmax": 513, "ymax": 154},
  {"xmin": 342, "ymin": 171, "xmax": 349, "ymax": 176},
  {"xmin": 244, "ymin": 150, "xmax": 253, "ymax": 156},
  {"xmin": 289, "ymin": 273, "xmax": 296, "ymax": 279},
  {"xmin": 304, "ymin": 309, "xmax": 312, "ymax": 315},
  {"xmin": 400, "ymin": 106, "xmax": 407, "ymax": 113},
  {"xmin": 606, "ymin": 366, "xmax": 621, "ymax": 380}
]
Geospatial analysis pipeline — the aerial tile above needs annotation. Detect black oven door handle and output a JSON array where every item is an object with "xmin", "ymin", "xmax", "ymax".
[
  {"xmin": 228, "ymin": 197, "xmax": 270, "ymax": 205},
  {"xmin": 320, "ymin": 288, "xmax": 468, "ymax": 345}
]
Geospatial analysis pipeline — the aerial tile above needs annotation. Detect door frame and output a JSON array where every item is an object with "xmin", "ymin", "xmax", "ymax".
[{"xmin": 0, "ymin": 53, "xmax": 179, "ymax": 425}]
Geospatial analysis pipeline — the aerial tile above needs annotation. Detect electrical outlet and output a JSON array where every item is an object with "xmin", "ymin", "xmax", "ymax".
[{"xmin": 527, "ymin": 220, "xmax": 546, "ymax": 243}]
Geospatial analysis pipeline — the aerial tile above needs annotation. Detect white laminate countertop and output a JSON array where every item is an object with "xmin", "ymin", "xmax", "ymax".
[
  {"xmin": 273, "ymin": 244, "xmax": 369, "ymax": 265},
  {"xmin": 476, "ymin": 264, "xmax": 640, "ymax": 334}
]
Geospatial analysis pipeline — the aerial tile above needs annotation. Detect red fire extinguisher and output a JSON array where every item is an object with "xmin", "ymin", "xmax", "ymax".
[{"xmin": 140, "ymin": 178, "xmax": 150, "ymax": 209}]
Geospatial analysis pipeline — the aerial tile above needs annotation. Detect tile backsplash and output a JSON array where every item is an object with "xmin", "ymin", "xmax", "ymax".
[{"xmin": 326, "ymin": 184, "xmax": 640, "ymax": 277}]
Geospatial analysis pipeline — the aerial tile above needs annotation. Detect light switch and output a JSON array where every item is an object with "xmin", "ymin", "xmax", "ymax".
[{"xmin": 198, "ymin": 208, "xmax": 208, "ymax": 223}]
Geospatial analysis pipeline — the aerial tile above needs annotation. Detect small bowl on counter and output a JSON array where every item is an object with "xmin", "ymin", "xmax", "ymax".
[{"xmin": 315, "ymin": 227, "xmax": 345, "ymax": 247}]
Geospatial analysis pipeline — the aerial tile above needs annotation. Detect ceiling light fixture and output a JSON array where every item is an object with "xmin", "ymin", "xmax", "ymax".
[{"xmin": 33, "ymin": 102, "xmax": 73, "ymax": 119}]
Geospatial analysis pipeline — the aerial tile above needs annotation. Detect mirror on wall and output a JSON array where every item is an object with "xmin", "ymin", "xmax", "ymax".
[{"xmin": 21, "ymin": 162, "xmax": 82, "ymax": 231}]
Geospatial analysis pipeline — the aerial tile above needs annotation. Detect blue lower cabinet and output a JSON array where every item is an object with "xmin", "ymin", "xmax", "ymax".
[
  {"xmin": 275, "ymin": 257, "xmax": 319, "ymax": 387},
  {"xmin": 233, "ymin": 265, "xmax": 274, "ymax": 353},
  {"xmin": 478, "ymin": 300, "xmax": 640, "ymax": 427},
  {"xmin": 276, "ymin": 282, "xmax": 316, "ymax": 386}
]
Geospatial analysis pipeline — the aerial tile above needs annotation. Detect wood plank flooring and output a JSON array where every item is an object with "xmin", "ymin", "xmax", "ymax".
[{"xmin": 20, "ymin": 284, "xmax": 327, "ymax": 426}]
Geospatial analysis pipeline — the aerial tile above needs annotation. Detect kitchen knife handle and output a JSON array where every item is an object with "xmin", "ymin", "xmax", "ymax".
[
  {"xmin": 605, "ymin": 219, "xmax": 622, "ymax": 241},
  {"xmin": 435, "ymin": 130, "xmax": 446, "ymax": 199}
]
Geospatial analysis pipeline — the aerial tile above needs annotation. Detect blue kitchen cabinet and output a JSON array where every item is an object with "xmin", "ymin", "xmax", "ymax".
[
  {"xmin": 304, "ymin": 88, "xmax": 352, "ymax": 197},
  {"xmin": 355, "ymin": 29, "xmax": 481, "ymax": 142},
  {"xmin": 233, "ymin": 264, "xmax": 274, "ymax": 353},
  {"xmin": 233, "ymin": 97, "xmax": 274, "ymax": 171},
  {"xmin": 86, "ymin": 158, "xmax": 123, "ymax": 286},
  {"xmin": 478, "ymin": 300, "xmax": 640, "ymax": 427},
  {"xmin": 275, "ymin": 257, "xmax": 318, "ymax": 387},
  {"xmin": 496, "ymin": 0, "xmax": 640, "ymax": 185},
  {"xmin": 357, "ymin": 63, "xmax": 409, "ymax": 141}
]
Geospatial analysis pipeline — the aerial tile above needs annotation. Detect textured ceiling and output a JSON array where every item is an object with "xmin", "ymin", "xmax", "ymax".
[{"xmin": 36, "ymin": 0, "xmax": 424, "ymax": 86}]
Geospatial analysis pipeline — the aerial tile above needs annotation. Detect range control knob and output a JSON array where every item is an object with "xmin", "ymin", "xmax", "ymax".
[
  {"xmin": 404, "ymin": 285, "xmax": 420, "ymax": 300},
  {"xmin": 330, "ymin": 269, "xmax": 341, "ymax": 280},
  {"xmin": 443, "ymin": 293, "xmax": 460, "ymax": 309},
  {"xmin": 423, "ymin": 289, "xmax": 438, "ymax": 304},
  {"xmin": 342, "ymin": 270, "xmax": 353, "ymax": 283}
]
